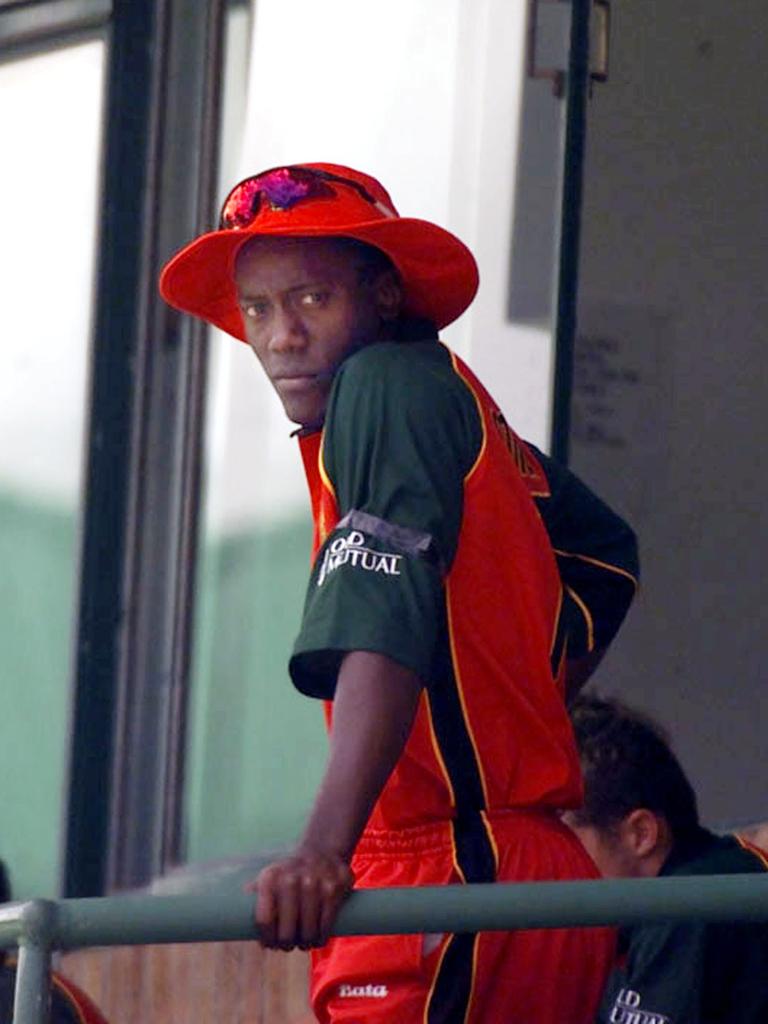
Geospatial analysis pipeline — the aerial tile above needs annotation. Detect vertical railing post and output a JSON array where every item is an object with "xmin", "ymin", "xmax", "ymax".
[
  {"xmin": 13, "ymin": 942, "xmax": 52, "ymax": 1024},
  {"xmin": 12, "ymin": 901, "xmax": 56, "ymax": 1024}
]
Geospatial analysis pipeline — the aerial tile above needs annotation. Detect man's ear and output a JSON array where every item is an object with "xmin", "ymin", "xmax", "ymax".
[
  {"xmin": 622, "ymin": 808, "xmax": 662, "ymax": 859},
  {"xmin": 373, "ymin": 270, "xmax": 403, "ymax": 322}
]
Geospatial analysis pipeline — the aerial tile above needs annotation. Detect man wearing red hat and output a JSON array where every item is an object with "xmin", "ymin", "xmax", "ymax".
[{"xmin": 161, "ymin": 163, "xmax": 639, "ymax": 1023}]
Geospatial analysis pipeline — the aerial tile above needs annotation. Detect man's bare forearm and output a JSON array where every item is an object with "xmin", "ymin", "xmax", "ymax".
[
  {"xmin": 299, "ymin": 649, "xmax": 422, "ymax": 861},
  {"xmin": 251, "ymin": 649, "xmax": 422, "ymax": 949}
]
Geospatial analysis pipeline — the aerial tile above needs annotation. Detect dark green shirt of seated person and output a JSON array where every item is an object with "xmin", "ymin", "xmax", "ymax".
[{"xmin": 563, "ymin": 695, "xmax": 768, "ymax": 1024}]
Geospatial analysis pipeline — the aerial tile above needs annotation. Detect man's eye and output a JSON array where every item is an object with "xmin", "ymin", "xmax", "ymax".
[
  {"xmin": 300, "ymin": 291, "xmax": 328, "ymax": 308},
  {"xmin": 243, "ymin": 302, "xmax": 268, "ymax": 319}
]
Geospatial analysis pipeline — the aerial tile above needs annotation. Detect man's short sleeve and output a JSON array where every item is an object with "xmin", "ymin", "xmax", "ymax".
[
  {"xmin": 529, "ymin": 444, "xmax": 639, "ymax": 657},
  {"xmin": 290, "ymin": 342, "xmax": 482, "ymax": 699}
]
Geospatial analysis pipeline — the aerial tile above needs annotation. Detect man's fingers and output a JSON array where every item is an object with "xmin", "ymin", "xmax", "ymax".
[
  {"xmin": 318, "ymin": 864, "xmax": 353, "ymax": 946},
  {"xmin": 275, "ymin": 867, "xmax": 301, "ymax": 949},
  {"xmin": 317, "ymin": 877, "xmax": 341, "ymax": 946},
  {"xmin": 254, "ymin": 866, "xmax": 278, "ymax": 947},
  {"xmin": 297, "ymin": 871, "xmax": 322, "ymax": 949},
  {"xmin": 248, "ymin": 853, "xmax": 353, "ymax": 950}
]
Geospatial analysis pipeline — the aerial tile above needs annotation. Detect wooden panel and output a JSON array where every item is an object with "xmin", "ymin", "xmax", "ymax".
[{"xmin": 59, "ymin": 943, "xmax": 316, "ymax": 1023}]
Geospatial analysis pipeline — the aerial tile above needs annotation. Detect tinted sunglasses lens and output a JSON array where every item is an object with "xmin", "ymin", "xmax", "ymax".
[{"xmin": 219, "ymin": 168, "xmax": 334, "ymax": 229}]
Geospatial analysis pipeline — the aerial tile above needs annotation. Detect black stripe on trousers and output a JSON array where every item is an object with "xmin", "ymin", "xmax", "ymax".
[
  {"xmin": 422, "ymin": 814, "xmax": 494, "ymax": 1022},
  {"xmin": 426, "ymin": 932, "xmax": 478, "ymax": 1024},
  {"xmin": 424, "ymin": 816, "xmax": 494, "ymax": 1022}
]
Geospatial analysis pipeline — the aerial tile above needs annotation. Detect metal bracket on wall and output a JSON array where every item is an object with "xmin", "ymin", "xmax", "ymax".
[
  {"xmin": 528, "ymin": 0, "xmax": 609, "ymax": 97},
  {"xmin": 526, "ymin": 0, "xmax": 569, "ymax": 98},
  {"xmin": 589, "ymin": 0, "xmax": 610, "ymax": 89}
]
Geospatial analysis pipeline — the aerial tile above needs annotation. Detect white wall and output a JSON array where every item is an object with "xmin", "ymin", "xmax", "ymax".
[{"xmin": 573, "ymin": 1, "xmax": 768, "ymax": 826}]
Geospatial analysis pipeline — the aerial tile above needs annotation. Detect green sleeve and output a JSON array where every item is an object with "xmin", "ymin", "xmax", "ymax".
[
  {"xmin": 529, "ymin": 444, "xmax": 640, "ymax": 656},
  {"xmin": 290, "ymin": 341, "xmax": 482, "ymax": 699}
]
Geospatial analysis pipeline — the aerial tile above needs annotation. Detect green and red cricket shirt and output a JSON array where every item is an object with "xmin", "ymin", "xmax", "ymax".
[{"xmin": 290, "ymin": 336, "xmax": 638, "ymax": 874}]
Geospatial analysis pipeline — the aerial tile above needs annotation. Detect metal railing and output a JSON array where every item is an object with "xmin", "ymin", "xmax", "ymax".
[{"xmin": 3, "ymin": 875, "xmax": 768, "ymax": 1023}]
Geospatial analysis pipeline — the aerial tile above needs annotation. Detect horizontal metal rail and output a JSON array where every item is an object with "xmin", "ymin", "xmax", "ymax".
[{"xmin": 3, "ymin": 876, "xmax": 768, "ymax": 1023}]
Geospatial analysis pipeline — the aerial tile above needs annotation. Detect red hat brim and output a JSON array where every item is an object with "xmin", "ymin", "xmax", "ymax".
[{"xmin": 159, "ymin": 215, "xmax": 479, "ymax": 340}]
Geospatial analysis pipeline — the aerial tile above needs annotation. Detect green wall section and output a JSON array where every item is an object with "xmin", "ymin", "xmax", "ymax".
[
  {"xmin": 184, "ymin": 513, "xmax": 328, "ymax": 864},
  {"xmin": 0, "ymin": 491, "xmax": 76, "ymax": 900},
  {"xmin": 0, "ymin": 487, "xmax": 326, "ymax": 894}
]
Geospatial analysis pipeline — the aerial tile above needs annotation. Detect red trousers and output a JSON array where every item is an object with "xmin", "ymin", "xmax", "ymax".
[{"xmin": 311, "ymin": 810, "xmax": 613, "ymax": 1024}]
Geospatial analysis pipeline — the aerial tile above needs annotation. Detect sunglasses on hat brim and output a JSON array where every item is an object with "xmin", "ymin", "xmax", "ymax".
[{"xmin": 219, "ymin": 165, "xmax": 397, "ymax": 230}]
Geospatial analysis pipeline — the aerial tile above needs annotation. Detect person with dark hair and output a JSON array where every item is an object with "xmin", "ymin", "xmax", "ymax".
[
  {"xmin": 564, "ymin": 695, "xmax": 768, "ymax": 1024},
  {"xmin": 160, "ymin": 162, "xmax": 639, "ymax": 1022},
  {"xmin": 0, "ymin": 859, "xmax": 108, "ymax": 1023}
]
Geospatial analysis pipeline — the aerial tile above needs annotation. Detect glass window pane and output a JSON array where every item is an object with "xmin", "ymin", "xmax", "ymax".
[
  {"xmin": 0, "ymin": 40, "xmax": 105, "ymax": 898},
  {"xmin": 184, "ymin": 362, "xmax": 318, "ymax": 861},
  {"xmin": 183, "ymin": 2, "xmax": 326, "ymax": 864}
]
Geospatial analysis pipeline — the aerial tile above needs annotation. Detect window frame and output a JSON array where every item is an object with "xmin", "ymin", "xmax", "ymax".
[
  {"xmin": 0, "ymin": 0, "xmax": 112, "ymax": 900},
  {"xmin": 62, "ymin": 0, "xmax": 241, "ymax": 896}
]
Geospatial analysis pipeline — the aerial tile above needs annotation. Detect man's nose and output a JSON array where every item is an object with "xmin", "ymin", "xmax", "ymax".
[{"xmin": 267, "ymin": 304, "xmax": 307, "ymax": 352}]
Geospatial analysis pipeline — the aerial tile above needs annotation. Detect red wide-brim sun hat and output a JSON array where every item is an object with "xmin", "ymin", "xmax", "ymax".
[{"xmin": 159, "ymin": 162, "xmax": 479, "ymax": 340}]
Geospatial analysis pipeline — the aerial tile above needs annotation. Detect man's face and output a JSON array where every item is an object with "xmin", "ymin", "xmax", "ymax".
[
  {"xmin": 560, "ymin": 813, "xmax": 643, "ymax": 879},
  {"xmin": 234, "ymin": 237, "xmax": 391, "ymax": 427}
]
